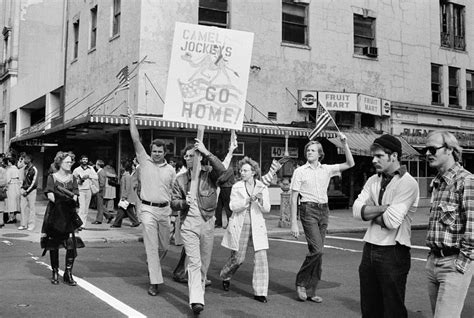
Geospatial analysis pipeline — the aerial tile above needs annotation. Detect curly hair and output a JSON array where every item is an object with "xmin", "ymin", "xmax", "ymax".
[
  {"xmin": 238, "ymin": 156, "xmax": 261, "ymax": 179},
  {"xmin": 53, "ymin": 151, "xmax": 75, "ymax": 171}
]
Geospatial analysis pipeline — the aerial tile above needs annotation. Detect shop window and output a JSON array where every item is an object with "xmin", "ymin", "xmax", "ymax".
[
  {"xmin": 335, "ymin": 112, "xmax": 354, "ymax": 128},
  {"xmin": 112, "ymin": 0, "xmax": 121, "ymax": 37},
  {"xmin": 90, "ymin": 6, "xmax": 97, "ymax": 50},
  {"xmin": 268, "ymin": 112, "xmax": 277, "ymax": 121},
  {"xmin": 354, "ymin": 13, "xmax": 376, "ymax": 57},
  {"xmin": 467, "ymin": 70, "xmax": 474, "ymax": 110},
  {"xmin": 440, "ymin": 1, "xmax": 465, "ymax": 51},
  {"xmin": 9, "ymin": 110, "xmax": 16, "ymax": 138},
  {"xmin": 199, "ymin": 0, "xmax": 228, "ymax": 28},
  {"xmin": 448, "ymin": 66, "xmax": 459, "ymax": 107},
  {"xmin": 72, "ymin": 19, "xmax": 79, "ymax": 60},
  {"xmin": 431, "ymin": 64, "xmax": 442, "ymax": 105},
  {"xmin": 360, "ymin": 113, "xmax": 375, "ymax": 128},
  {"xmin": 282, "ymin": 1, "xmax": 308, "ymax": 45}
]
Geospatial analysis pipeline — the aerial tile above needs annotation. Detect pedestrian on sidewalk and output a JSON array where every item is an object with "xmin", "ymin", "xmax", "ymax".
[
  {"xmin": 40, "ymin": 151, "xmax": 84, "ymax": 287},
  {"xmin": 92, "ymin": 159, "xmax": 113, "ymax": 224},
  {"xmin": 352, "ymin": 134, "xmax": 419, "ymax": 318},
  {"xmin": 111, "ymin": 159, "xmax": 140, "ymax": 228},
  {"xmin": 290, "ymin": 132, "xmax": 355, "ymax": 303},
  {"xmin": 73, "ymin": 155, "xmax": 98, "ymax": 229},
  {"xmin": 170, "ymin": 140, "xmax": 225, "ymax": 315},
  {"xmin": 4, "ymin": 157, "xmax": 21, "ymax": 224},
  {"xmin": 128, "ymin": 107, "xmax": 176, "ymax": 297},
  {"xmin": 220, "ymin": 156, "xmax": 271, "ymax": 303},
  {"xmin": 104, "ymin": 160, "xmax": 118, "ymax": 219},
  {"xmin": 19, "ymin": 153, "xmax": 38, "ymax": 231},
  {"xmin": 423, "ymin": 130, "xmax": 473, "ymax": 318},
  {"xmin": 0, "ymin": 154, "xmax": 7, "ymax": 228}
]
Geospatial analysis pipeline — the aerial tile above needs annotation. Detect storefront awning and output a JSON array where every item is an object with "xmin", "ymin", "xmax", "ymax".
[
  {"xmin": 328, "ymin": 130, "xmax": 420, "ymax": 160},
  {"xmin": 89, "ymin": 115, "xmax": 339, "ymax": 138}
]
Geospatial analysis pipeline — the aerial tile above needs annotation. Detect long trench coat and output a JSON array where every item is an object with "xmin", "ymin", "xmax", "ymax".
[{"xmin": 221, "ymin": 179, "xmax": 271, "ymax": 252}]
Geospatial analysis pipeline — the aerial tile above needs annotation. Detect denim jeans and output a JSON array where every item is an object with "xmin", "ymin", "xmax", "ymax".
[
  {"xmin": 359, "ymin": 242, "xmax": 411, "ymax": 318},
  {"xmin": 426, "ymin": 253, "xmax": 474, "ymax": 318},
  {"xmin": 295, "ymin": 203, "xmax": 329, "ymax": 295}
]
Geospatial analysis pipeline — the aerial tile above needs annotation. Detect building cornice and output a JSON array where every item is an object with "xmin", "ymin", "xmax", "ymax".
[{"xmin": 392, "ymin": 101, "xmax": 474, "ymax": 119}]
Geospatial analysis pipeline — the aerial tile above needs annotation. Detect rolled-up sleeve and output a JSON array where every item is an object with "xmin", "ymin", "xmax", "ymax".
[{"xmin": 382, "ymin": 177, "xmax": 419, "ymax": 230}]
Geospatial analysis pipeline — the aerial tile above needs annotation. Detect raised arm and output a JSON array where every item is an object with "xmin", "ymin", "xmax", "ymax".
[
  {"xmin": 128, "ymin": 106, "xmax": 146, "ymax": 157},
  {"xmin": 222, "ymin": 130, "xmax": 238, "ymax": 169},
  {"xmin": 337, "ymin": 132, "xmax": 355, "ymax": 172}
]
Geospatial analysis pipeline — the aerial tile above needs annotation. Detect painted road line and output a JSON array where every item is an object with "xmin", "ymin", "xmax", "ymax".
[
  {"xmin": 29, "ymin": 253, "xmax": 147, "ymax": 318},
  {"xmin": 326, "ymin": 235, "xmax": 430, "ymax": 251},
  {"xmin": 268, "ymin": 238, "xmax": 428, "ymax": 262}
]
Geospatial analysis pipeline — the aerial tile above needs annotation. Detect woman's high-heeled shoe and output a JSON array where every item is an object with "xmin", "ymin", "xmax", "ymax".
[{"xmin": 51, "ymin": 268, "xmax": 59, "ymax": 285}]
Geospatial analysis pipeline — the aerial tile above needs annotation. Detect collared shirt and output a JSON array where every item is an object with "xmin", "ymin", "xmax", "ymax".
[
  {"xmin": 290, "ymin": 162, "xmax": 340, "ymax": 204},
  {"xmin": 426, "ymin": 162, "xmax": 474, "ymax": 273},
  {"xmin": 137, "ymin": 152, "xmax": 176, "ymax": 203},
  {"xmin": 72, "ymin": 165, "xmax": 98, "ymax": 190},
  {"xmin": 353, "ymin": 165, "xmax": 419, "ymax": 247}
]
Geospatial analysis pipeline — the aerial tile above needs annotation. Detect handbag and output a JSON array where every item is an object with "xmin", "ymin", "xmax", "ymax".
[
  {"xmin": 71, "ymin": 210, "xmax": 83, "ymax": 230},
  {"xmin": 108, "ymin": 177, "xmax": 119, "ymax": 187},
  {"xmin": 118, "ymin": 199, "xmax": 130, "ymax": 210},
  {"xmin": 90, "ymin": 179, "xmax": 99, "ymax": 195},
  {"xmin": 0, "ymin": 186, "xmax": 7, "ymax": 201}
]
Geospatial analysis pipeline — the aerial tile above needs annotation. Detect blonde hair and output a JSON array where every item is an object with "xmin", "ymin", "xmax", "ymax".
[{"xmin": 427, "ymin": 130, "xmax": 462, "ymax": 162}]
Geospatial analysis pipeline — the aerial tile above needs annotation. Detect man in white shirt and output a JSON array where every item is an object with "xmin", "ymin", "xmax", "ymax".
[
  {"xmin": 352, "ymin": 134, "xmax": 419, "ymax": 318},
  {"xmin": 290, "ymin": 133, "xmax": 354, "ymax": 303},
  {"xmin": 73, "ymin": 155, "xmax": 98, "ymax": 229}
]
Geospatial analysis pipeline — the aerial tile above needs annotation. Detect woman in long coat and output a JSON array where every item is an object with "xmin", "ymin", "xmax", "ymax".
[
  {"xmin": 41, "ymin": 151, "xmax": 83, "ymax": 286},
  {"xmin": 4, "ymin": 157, "xmax": 21, "ymax": 223},
  {"xmin": 220, "ymin": 156, "xmax": 271, "ymax": 303}
]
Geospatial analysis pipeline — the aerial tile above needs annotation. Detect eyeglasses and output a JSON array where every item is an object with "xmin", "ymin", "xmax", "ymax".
[{"xmin": 422, "ymin": 145, "xmax": 445, "ymax": 155}]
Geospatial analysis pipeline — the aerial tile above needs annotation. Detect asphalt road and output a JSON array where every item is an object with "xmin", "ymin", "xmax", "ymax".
[{"xmin": 1, "ymin": 230, "xmax": 473, "ymax": 318}]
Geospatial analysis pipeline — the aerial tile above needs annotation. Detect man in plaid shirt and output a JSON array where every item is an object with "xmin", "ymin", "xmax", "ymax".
[{"xmin": 424, "ymin": 130, "xmax": 473, "ymax": 317}]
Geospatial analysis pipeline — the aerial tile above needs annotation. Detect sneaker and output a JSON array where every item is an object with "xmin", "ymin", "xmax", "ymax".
[{"xmin": 18, "ymin": 226, "xmax": 28, "ymax": 230}]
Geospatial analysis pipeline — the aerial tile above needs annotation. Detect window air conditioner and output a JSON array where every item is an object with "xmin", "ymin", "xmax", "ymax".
[
  {"xmin": 362, "ymin": 46, "xmax": 378, "ymax": 57},
  {"xmin": 293, "ymin": 0, "xmax": 311, "ymax": 4}
]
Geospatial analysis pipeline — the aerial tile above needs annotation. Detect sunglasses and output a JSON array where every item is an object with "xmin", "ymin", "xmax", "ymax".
[{"xmin": 422, "ymin": 145, "xmax": 445, "ymax": 155}]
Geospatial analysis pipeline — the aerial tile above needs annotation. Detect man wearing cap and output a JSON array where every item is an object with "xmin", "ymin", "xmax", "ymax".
[
  {"xmin": 290, "ymin": 132, "xmax": 354, "ymax": 303},
  {"xmin": 73, "ymin": 155, "xmax": 98, "ymax": 229},
  {"xmin": 423, "ymin": 130, "xmax": 473, "ymax": 317},
  {"xmin": 353, "ymin": 134, "xmax": 419, "ymax": 318}
]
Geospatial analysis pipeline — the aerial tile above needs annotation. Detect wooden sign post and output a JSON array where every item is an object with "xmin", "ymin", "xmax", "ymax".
[{"xmin": 189, "ymin": 125, "xmax": 205, "ymax": 199}]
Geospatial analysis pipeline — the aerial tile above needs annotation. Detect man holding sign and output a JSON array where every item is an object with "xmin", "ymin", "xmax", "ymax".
[
  {"xmin": 171, "ymin": 140, "xmax": 226, "ymax": 314},
  {"xmin": 128, "ymin": 107, "xmax": 176, "ymax": 297}
]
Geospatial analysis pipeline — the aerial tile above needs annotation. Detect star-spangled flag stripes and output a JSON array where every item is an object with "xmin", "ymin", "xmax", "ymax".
[
  {"xmin": 308, "ymin": 101, "xmax": 333, "ymax": 140},
  {"xmin": 115, "ymin": 66, "xmax": 129, "ymax": 92}
]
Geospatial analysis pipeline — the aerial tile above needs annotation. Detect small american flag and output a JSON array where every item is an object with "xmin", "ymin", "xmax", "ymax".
[
  {"xmin": 308, "ymin": 101, "xmax": 333, "ymax": 140},
  {"xmin": 116, "ymin": 66, "xmax": 129, "ymax": 91}
]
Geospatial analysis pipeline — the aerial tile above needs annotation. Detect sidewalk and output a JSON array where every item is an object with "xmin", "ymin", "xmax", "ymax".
[{"xmin": 0, "ymin": 199, "xmax": 430, "ymax": 244}]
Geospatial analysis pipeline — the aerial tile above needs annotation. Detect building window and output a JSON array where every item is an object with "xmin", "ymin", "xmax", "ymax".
[
  {"xmin": 268, "ymin": 112, "xmax": 277, "ymax": 121},
  {"xmin": 431, "ymin": 64, "xmax": 442, "ymax": 105},
  {"xmin": 112, "ymin": 0, "xmax": 121, "ymax": 36},
  {"xmin": 73, "ymin": 20, "xmax": 80, "ymax": 59},
  {"xmin": 440, "ymin": 1, "xmax": 465, "ymax": 51},
  {"xmin": 467, "ymin": 70, "xmax": 474, "ymax": 110},
  {"xmin": 198, "ymin": 0, "xmax": 228, "ymax": 28},
  {"xmin": 448, "ymin": 66, "xmax": 459, "ymax": 107},
  {"xmin": 90, "ymin": 6, "xmax": 97, "ymax": 49},
  {"xmin": 282, "ymin": 1, "xmax": 308, "ymax": 45},
  {"xmin": 354, "ymin": 14, "xmax": 376, "ymax": 56}
]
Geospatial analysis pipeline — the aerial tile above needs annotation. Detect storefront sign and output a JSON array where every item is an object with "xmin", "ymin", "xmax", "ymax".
[
  {"xmin": 381, "ymin": 99, "xmax": 391, "ymax": 117},
  {"xmin": 271, "ymin": 147, "xmax": 298, "ymax": 158},
  {"xmin": 298, "ymin": 90, "xmax": 318, "ymax": 109},
  {"xmin": 358, "ymin": 94, "xmax": 381, "ymax": 116},
  {"xmin": 164, "ymin": 22, "xmax": 254, "ymax": 130},
  {"xmin": 318, "ymin": 92, "xmax": 358, "ymax": 112}
]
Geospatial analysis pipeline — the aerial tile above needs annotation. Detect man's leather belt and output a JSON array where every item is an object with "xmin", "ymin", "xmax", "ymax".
[
  {"xmin": 301, "ymin": 202, "xmax": 328, "ymax": 209},
  {"xmin": 431, "ymin": 247, "xmax": 460, "ymax": 258},
  {"xmin": 141, "ymin": 200, "xmax": 169, "ymax": 208}
]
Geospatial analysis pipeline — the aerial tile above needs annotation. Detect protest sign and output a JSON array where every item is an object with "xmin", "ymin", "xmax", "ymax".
[{"xmin": 164, "ymin": 22, "xmax": 254, "ymax": 130}]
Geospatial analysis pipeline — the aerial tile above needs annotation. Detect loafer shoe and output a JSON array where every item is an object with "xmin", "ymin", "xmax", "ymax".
[
  {"xmin": 254, "ymin": 295, "xmax": 268, "ymax": 303},
  {"xmin": 307, "ymin": 296, "xmax": 323, "ymax": 303},
  {"xmin": 296, "ymin": 286, "xmax": 307, "ymax": 301},
  {"xmin": 222, "ymin": 280, "xmax": 230, "ymax": 291},
  {"xmin": 18, "ymin": 226, "xmax": 28, "ymax": 230},
  {"xmin": 173, "ymin": 276, "xmax": 188, "ymax": 284},
  {"xmin": 148, "ymin": 284, "xmax": 159, "ymax": 296},
  {"xmin": 91, "ymin": 221, "xmax": 102, "ymax": 225},
  {"xmin": 130, "ymin": 223, "xmax": 141, "ymax": 227},
  {"xmin": 110, "ymin": 225, "xmax": 121, "ymax": 228},
  {"xmin": 191, "ymin": 303, "xmax": 204, "ymax": 314}
]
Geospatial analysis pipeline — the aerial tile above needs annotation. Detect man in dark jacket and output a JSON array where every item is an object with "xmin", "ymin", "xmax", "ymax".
[
  {"xmin": 171, "ymin": 139, "xmax": 225, "ymax": 315},
  {"xmin": 19, "ymin": 153, "xmax": 38, "ymax": 231}
]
